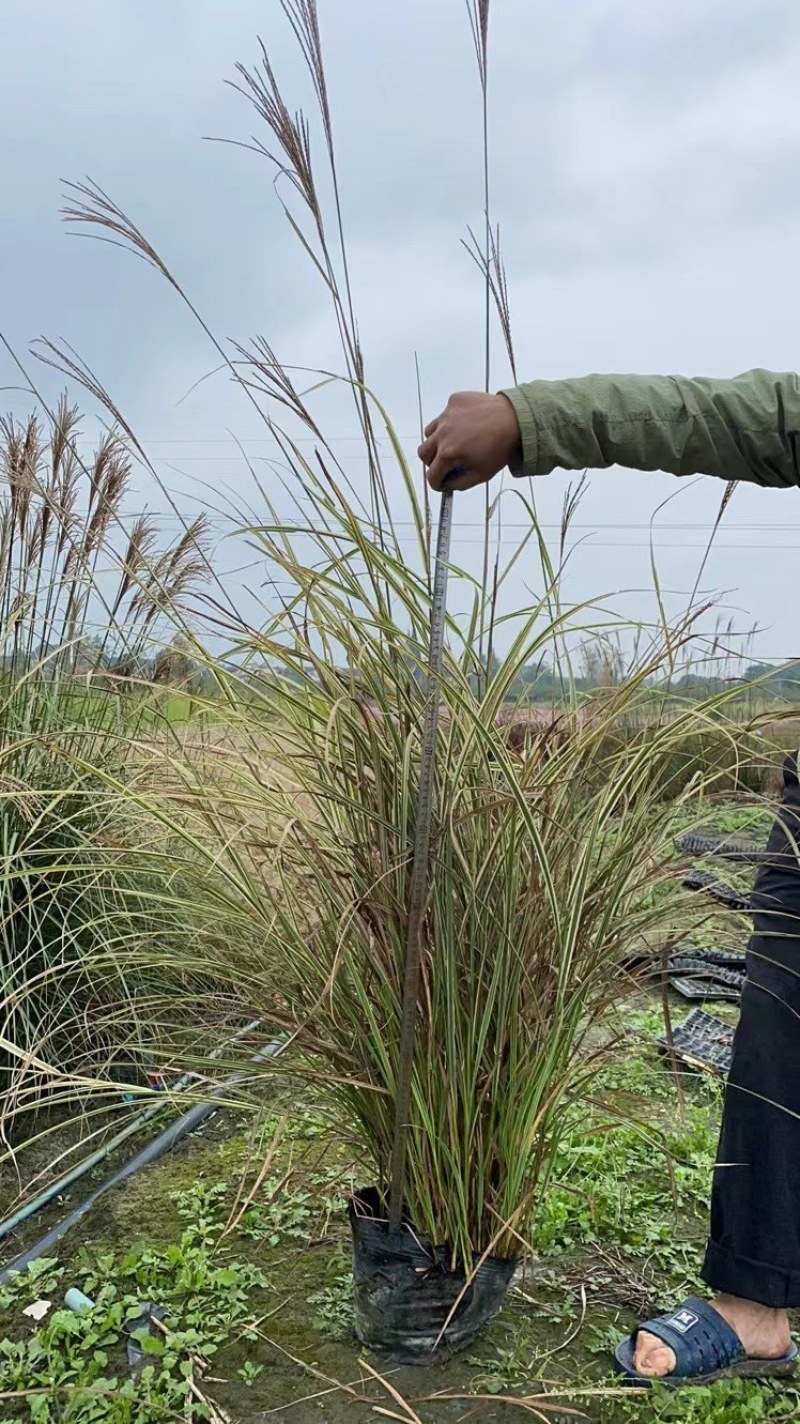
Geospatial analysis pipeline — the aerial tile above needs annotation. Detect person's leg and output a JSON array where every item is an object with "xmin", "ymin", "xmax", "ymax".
[{"xmin": 635, "ymin": 752, "xmax": 800, "ymax": 1378}]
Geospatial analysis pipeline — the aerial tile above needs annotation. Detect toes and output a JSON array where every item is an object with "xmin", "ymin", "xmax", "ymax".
[
  {"xmin": 634, "ymin": 1330, "xmax": 677, "ymax": 1378},
  {"xmin": 637, "ymin": 1345, "xmax": 676, "ymax": 1378}
]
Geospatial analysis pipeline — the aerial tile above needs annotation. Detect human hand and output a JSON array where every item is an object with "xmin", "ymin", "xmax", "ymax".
[{"xmin": 418, "ymin": 391, "xmax": 522, "ymax": 491}]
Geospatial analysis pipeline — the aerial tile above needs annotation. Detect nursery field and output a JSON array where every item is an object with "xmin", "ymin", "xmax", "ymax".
[
  {"xmin": 0, "ymin": 1039, "xmax": 789, "ymax": 1424},
  {"xmin": 2, "ymin": 796, "xmax": 797, "ymax": 1424}
]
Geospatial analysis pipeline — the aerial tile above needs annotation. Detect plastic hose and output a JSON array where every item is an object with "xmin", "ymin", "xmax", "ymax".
[
  {"xmin": 0, "ymin": 1018, "xmax": 263, "ymax": 1245},
  {"xmin": 0, "ymin": 1081, "xmax": 191, "ymax": 1246},
  {"xmin": 0, "ymin": 1040, "xmax": 282, "ymax": 1285}
]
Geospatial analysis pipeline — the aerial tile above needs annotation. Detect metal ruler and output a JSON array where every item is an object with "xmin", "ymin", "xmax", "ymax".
[{"xmin": 387, "ymin": 486, "xmax": 455, "ymax": 1229}]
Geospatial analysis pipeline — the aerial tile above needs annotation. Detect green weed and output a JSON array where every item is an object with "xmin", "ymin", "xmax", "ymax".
[
  {"xmin": 0, "ymin": 1182, "xmax": 270, "ymax": 1422},
  {"xmin": 592, "ymin": 1376, "xmax": 800, "ymax": 1422},
  {"xmin": 236, "ymin": 1359, "xmax": 264, "ymax": 1388},
  {"xmin": 306, "ymin": 1256, "xmax": 354, "ymax": 1339}
]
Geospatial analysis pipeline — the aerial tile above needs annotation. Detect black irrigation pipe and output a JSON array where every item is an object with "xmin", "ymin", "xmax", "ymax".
[
  {"xmin": 0, "ymin": 1082, "xmax": 194, "ymax": 1249},
  {"xmin": 0, "ymin": 1018, "xmax": 264, "ymax": 1248},
  {"xmin": 0, "ymin": 1040, "xmax": 282, "ymax": 1286}
]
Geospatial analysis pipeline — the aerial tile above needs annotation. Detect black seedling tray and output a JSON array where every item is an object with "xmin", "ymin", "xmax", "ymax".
[
  {"xmin": 669, "ymin": 974, "xmax": 742, "ymax": 1004},
  {"xmin": 668, "ymin": 944, "xmax": 746, "ymax": 971},
  {"xmin": 682, "ymin": 868, "xmax": 752, "ymax": 912},
  {"xmin": 669, "ymin": 956, "xmax": 746, "ymax": 989},
  {"xmin": 677, "ymin": 831, "xmax": 766, "ymax": 864},
  {"xmin": 657, "ymin": 1008, "xmax": 735, "ymax": 1074}
]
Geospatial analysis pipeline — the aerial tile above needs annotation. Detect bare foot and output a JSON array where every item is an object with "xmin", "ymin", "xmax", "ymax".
[{"xmin": 633, "ymin": 1295, "xmax": 792, "ymax": 1379}]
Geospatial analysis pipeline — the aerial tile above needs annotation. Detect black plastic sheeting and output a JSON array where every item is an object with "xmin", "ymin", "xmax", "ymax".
[
  {"xmin": 0, "ymin": 1041, "xmax": 282, "ymax": 1286},
  {"xmin": 348, "ymin": 1187, "xmax": 517, "ymax": 1363}
]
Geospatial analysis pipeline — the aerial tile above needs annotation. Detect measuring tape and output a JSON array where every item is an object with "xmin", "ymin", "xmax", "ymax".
[{"xmin": 387, "ymin": 484, "xmax": 455, "ymax": 1229}]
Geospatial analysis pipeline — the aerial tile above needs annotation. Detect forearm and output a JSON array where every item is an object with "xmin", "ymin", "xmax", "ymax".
[{"xmin": 501, "ymin": 369, "xmax": 800, "ymax": 488}]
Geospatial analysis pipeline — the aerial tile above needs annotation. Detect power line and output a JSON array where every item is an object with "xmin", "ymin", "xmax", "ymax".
[
  {"xmin": 112, "ymin": 522, "xmax": 800, "ymax": 550},
  {"xmin": 88, "ymin": 433, "xmax": 429, "ymax": 440},
  {"xmin": 111, "ymin": 513, "xmax": 800, "ymax": 532},
  {"xmin": 217, "ymin": 541, "xmax": 800, "ymax": 551}
]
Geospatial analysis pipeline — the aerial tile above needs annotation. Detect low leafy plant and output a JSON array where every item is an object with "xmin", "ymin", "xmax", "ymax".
[
  {"xmin": 306, "ymin": 1256, "xmax": 354, "ymax": 1339},
  {"xmin": 592, "ymin": 1376, "xmax": 800, "ymax": 1423},
  {"xmin": 531, "ymin": 1077, "xmax": 717, "ymax": 1294},
  {"xmin": 237, "ymin": 1359, "xmax": 264, "ymax": 1388}
]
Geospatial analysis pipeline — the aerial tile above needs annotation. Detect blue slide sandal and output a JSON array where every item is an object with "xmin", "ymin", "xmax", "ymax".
[{"xmin": 614, "ymin": 1297, "xmax": 798, "ymax": 1387}]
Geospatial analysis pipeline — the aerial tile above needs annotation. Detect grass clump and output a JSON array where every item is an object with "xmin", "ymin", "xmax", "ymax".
[
  {"xmin": 132, "ymin": 506, "xmax": 752, "ymax": 1274},
  {"xmin": 0, "ymin": 401, "xmax": 209, "ymax": 1135}
]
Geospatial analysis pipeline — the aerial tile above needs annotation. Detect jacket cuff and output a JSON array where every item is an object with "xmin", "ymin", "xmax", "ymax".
[{"xmin": 499, "ymin": 386, "xmax": 539, "ymax": 477}]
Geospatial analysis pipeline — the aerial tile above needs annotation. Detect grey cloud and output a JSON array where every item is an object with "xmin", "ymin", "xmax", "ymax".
[
  {"xmin": 583, "ymin": 0, "xmax": 800, "ymax": 108},
  {"xmin": 3, "ymin": 0, "xmax": 800, "ymax": 651}
]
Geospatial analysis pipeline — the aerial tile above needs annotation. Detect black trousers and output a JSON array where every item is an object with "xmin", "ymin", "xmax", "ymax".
[{"xmin": 702, "ymin": 753, "xmax": 800, "ymax": 1308}]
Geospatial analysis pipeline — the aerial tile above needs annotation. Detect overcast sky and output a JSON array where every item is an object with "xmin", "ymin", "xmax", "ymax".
[{"xmin": 3, "ymin": 0, "xmax": 800, "ymax": 664}]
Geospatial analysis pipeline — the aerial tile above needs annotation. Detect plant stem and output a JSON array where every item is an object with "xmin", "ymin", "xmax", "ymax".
[{"xmin": 388, "ymin": 490, "xmax": 454, "ymax": 1229}]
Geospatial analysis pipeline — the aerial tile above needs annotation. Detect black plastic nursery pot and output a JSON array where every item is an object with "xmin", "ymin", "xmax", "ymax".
[{"xmin": 348, "ymin": 1187, "xmax": 518, "ymax": 1363}]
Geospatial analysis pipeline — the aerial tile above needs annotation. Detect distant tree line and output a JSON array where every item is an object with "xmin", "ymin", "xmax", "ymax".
[
  {"xmin": 262, "ymin": 654, "xmax": 800, "ymax": 704},
  {"xmin": 50, "ymin": 639, "xmax": 798, "ymax": 706}
]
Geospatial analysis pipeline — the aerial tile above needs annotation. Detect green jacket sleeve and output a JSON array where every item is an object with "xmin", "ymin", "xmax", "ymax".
[{"xmin": 501, "ymin": 369, "xmax": 800, "ymax": 488}]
